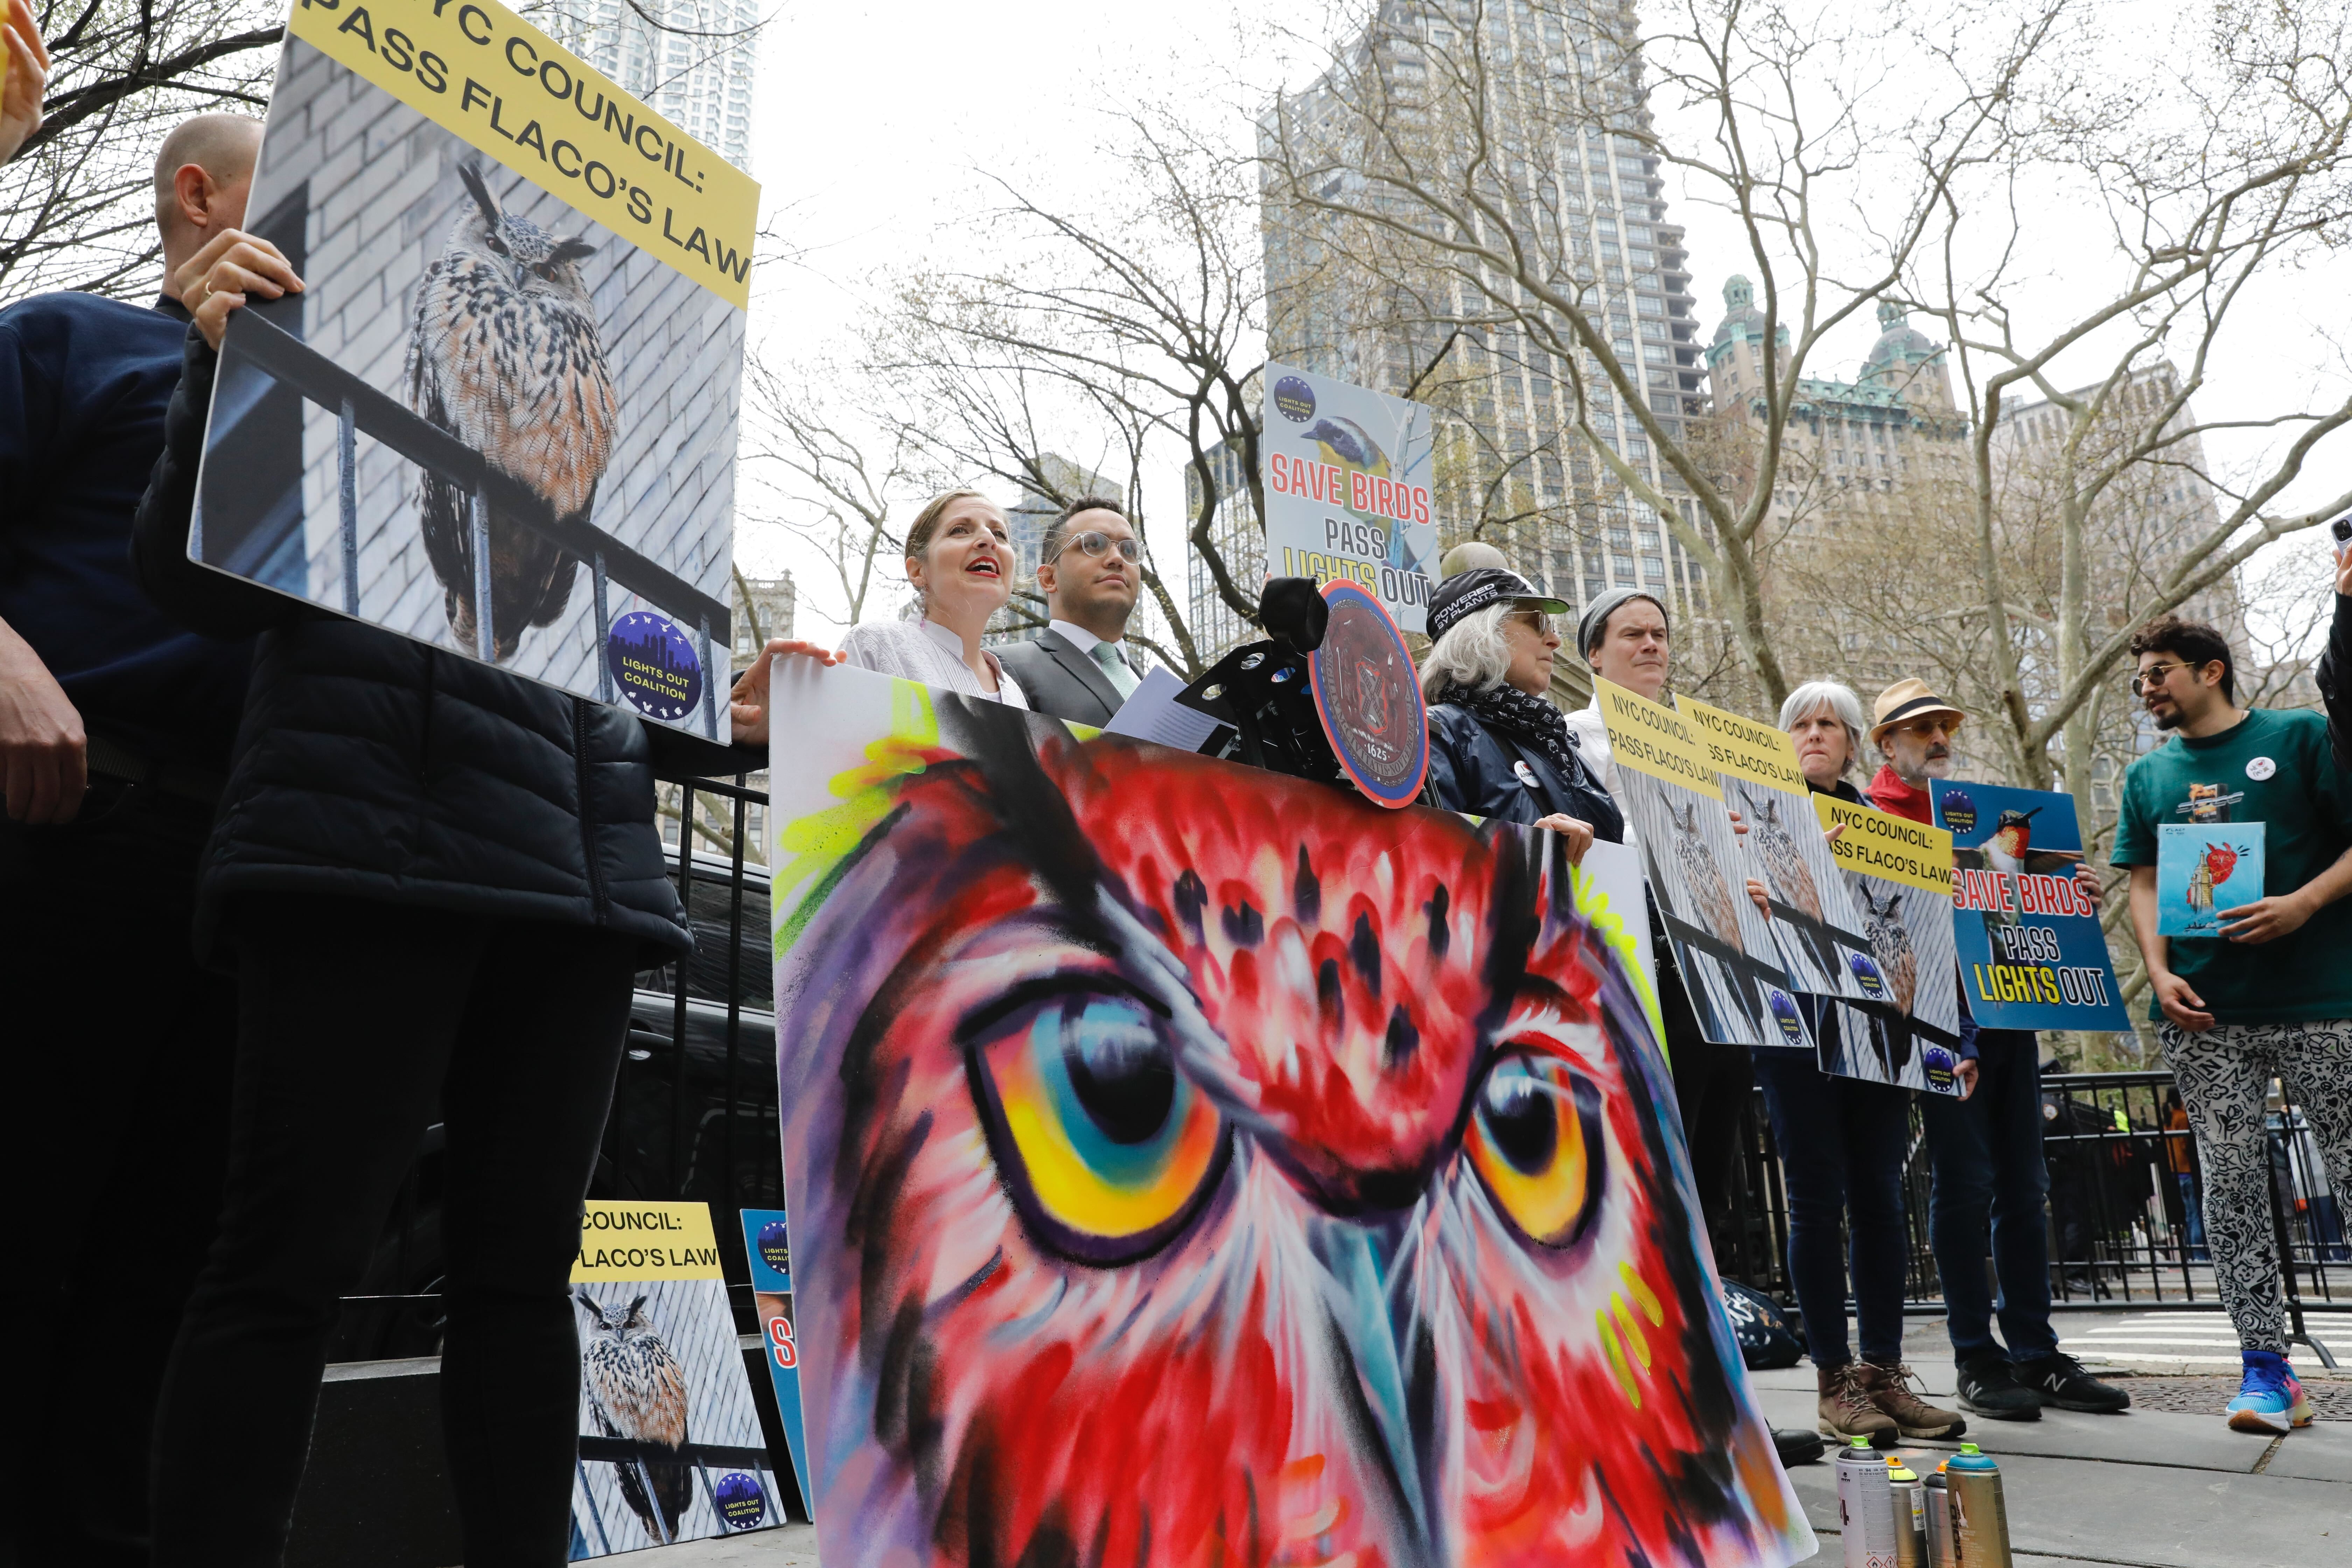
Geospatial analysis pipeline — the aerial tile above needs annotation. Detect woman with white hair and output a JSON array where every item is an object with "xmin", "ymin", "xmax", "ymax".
[
  {"xmin": 1755, "ymin": 679, "xmax": 1969, "ymax": 1449},
  {"xmin": 1419, "ymin": 567, "xmax": 1620, "ymax": 860}
]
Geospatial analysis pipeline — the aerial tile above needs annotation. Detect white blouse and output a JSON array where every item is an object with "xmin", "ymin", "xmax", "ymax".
[{"xmin": 838, "ymin": 618, "xmax": 1030, "ymax": 709}]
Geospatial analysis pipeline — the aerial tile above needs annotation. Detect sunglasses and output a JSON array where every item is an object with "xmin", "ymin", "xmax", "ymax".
[
  {"xmin": 2129, "ymin": 660, "xmax": 2201, "ymax": 696},
  {"xmin": 1052, "ymin": 530, "xmax": 1140, "ymax": 564}
]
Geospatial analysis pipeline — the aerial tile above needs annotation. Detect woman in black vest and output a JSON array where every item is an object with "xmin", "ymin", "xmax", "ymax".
[
  {"xmin": 131, "ymin": 232, "xmax": 772, "ymax": 1566},
  {"xmin": 1419, "ymin": 566, "xmax": 1620, "ymax": 853}
]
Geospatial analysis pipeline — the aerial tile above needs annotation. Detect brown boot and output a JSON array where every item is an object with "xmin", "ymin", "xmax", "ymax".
[
  {"xmin": 1861, "ymin": 1358, "xmax": 1968, "ymax": 1441},
  {"xmin": 1817, "ymin": 1361, "xmax": 1898, "ymax": 1446}
]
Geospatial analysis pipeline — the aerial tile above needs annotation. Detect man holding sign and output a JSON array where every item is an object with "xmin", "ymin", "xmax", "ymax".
[
  {"xmin": 1866, "ymin": 680, "xmax": 2127, "ymax": 1423},
  {"xmin": 2114, "ymin": 615, "xmax": 2352, "ymax": 1433}
]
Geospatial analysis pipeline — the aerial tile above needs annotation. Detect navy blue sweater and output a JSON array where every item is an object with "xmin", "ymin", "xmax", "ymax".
[{"xmin": 0, "ymin": 291, "xmax": 251, "ymax": 770}]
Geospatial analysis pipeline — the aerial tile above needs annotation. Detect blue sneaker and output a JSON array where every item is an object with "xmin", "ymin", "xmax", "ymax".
[{"xmin": 2228, "ymin": 1351, "xmax": 2305, "ymax": 1434}]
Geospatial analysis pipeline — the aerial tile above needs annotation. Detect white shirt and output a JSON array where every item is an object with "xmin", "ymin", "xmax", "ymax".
[
  {"xmin": 1047, "ymin": 618, "xmax": 1140, "ymax": 674},
  {"xmin": 1563, "ymin": 696, "xmax": 1637, "ymax": 852},
  {"xmin": 838, "ymin": 618, "xmax": 1030, "ymax": 709}
]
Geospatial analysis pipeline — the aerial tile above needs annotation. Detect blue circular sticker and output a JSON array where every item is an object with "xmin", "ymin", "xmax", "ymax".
[
  {"xmin": 1847, "ymin": 950, "xmax": 1888, "ymax": 1000},
  {"xmin": 606, "ymin": 610, "xmax": 704, "ymax": 722},
  {"xmin": 1938, "ymin": 789, "xmax": 1976, "ymax": 836},
  {"xmin": 755, "ymin": 1219, "xmax": 790, "ymax": 1278},
  {"xmin": 1273, "ymin": 374, "xmax": 1317, "ymax": 423},
  {"xmin": 1307, "ymin": 582, "xmax": 1428, "ymax": 808},
  {"xmin": 714, "ymin": 1472, "xmax": 767, "ymax": 1530},
  {"xmin": 1766, "ymin": 988, "xmax": 1806, "ymax": 1046},
  {"xmin": 1921, "ymin": 1044, "xmax": 1958, "ymax": 1094}
]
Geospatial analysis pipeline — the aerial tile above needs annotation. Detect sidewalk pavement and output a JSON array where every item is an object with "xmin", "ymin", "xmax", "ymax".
[{"xmin": 625, "ymin": 1310, "xmax": 2352, "ymax": 1568}]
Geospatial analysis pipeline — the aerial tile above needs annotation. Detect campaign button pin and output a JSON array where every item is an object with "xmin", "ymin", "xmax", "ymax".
[
  {"xmin": 2246, "ymin": 756, "xmax": 2276, "ymax": 780},
  {"xmin": 1513, "ymin": 760, "xmax": 1540, "ymax": 789}
]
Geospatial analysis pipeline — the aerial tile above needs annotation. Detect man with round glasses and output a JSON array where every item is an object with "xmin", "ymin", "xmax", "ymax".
[
  {"xmin": 2114, "ymin": 614, "xmax": 2352, "ymax": 1434},
  {"xmin": 1000, "ymin": 496, "xmax": 1150, "ymax": 727}
]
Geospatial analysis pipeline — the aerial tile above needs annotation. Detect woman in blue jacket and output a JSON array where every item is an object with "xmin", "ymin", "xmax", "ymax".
[{"xmin": 1418, "ymin": 567, "xmax": 1620, "ymax": 852}]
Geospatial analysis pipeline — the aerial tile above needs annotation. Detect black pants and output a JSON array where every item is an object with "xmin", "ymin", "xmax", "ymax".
[
  {"xmin": 2, "ymin": 781, "xmax": 238, "ymax": 1568},
  {"xmin": 1662, "ymin": 954, "xmax": 1753, "ymax": 1258},
  {"xmin": 149, "ymin": 893, "xmax": 638, "ymax": 1568}
]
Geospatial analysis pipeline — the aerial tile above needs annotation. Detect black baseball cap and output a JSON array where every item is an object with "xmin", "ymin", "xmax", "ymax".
[{"xmin": 1426, "ymin": 567, "xmax": 1572, "ymax": 642}]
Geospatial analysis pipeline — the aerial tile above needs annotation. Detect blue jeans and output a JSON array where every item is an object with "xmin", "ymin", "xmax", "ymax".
[
  {"xmin": 1754, "ymin": 1044, "xmax": 1913, "ymax": 1367},
  {"xmin": 1919, "ymin": 1029, "xmax": 2058, "ymax": 1364},
  {"xmin": 2175, "ymin": 1172, "xmax": 2207, "ymax": 1259}
]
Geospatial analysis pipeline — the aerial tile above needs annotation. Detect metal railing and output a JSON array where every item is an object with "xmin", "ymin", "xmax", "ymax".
[
  {"xmin": 1717, "ymin": 1068, "xmax": 2348, "ymax": 1324},
  {"xmin": 211, "ymin": 311, "xmax": 731, "ymax": 738}
]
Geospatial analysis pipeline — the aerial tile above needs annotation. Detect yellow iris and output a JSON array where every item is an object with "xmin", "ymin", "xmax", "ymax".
[
  {"xmin": 974, "ymin": 994, "xmax": 1226, "ymax": 1262},
  {"xmin": 1466, "ymin": 1055, "xmax": 1596, "ymax": 1247}
]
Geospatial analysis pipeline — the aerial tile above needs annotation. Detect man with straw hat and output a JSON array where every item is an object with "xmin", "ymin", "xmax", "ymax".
[{"xmin": 1863, "ymin": 678, "xmax": 2130, "ymax": 1424}]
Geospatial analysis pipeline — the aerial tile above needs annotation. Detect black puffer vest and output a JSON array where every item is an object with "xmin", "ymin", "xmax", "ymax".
[{"xmin": 135, "ymin": 328, "xmax": 724, "ymax": 961}]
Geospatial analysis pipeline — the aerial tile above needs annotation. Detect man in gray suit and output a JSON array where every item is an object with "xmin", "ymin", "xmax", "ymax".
[{"xmin": 999, "ymin": 495, "xmax": 1148, "ymax": 726}]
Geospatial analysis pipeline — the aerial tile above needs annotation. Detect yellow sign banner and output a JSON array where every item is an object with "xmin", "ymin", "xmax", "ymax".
[
  {"xmin": 288, "ymin": 0, "xmax": 757, "ymax": 309},
  {"xmin": 1675, "ymin": 693, "xmax": 1806, "ymax": 793},
  {"xmin": 1595, "ymin": 679, "xmax": 1722, "ymax": 799},
  {"xmin": 572, "ymin": 1200, "xmax": 726, "ymax": 1282},
  {"xmin": 1815, "ymin": 796, "xmax": 1954, "ymax": 896}
]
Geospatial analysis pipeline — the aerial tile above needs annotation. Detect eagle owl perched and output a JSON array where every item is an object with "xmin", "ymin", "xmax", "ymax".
[
  {"xmin": 1856, "ymin": 882, "xmax": 1919, "ymax": 1016},
  {"xmin": 406, "ymin": 161, "xmax": 617, "ymax": 660},
  {"xmin": 1666, "ymin": 796, "xmax": 1746, "ymax": 953},
  {"xmin": 774, "ymin": 714, "xmax": 1806, "ymax": 1568},
  {"xmin": 576, "ymin": 1290, "xmax": 691, "ymax": 1542}
]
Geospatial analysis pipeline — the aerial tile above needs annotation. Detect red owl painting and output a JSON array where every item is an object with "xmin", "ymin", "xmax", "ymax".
[{"xmin": 768, "ymin": 668, "xmax": 1812, "ymax": 1568}]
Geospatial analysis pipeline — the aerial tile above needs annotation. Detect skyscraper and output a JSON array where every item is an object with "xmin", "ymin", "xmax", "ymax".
[
  {"xmin": 1259, "ymin": 0, "xmax": 1710, "ymax": 621},
  {"xmin": 1184, "ymin": 438, "xmax": 1265, "ymax": 663},
  {"xmin": 544, "ymin": 0, "xmax": 762, "ymax": 173}
]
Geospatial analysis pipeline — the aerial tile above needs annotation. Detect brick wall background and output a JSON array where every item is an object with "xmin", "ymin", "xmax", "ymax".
[{"xmin": 231, "ymin": 40, "xmax": 741, "ymax": 716}]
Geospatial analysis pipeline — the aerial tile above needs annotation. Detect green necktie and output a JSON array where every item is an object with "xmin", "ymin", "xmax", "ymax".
[{"xmin": 1091, "ymin": 640, "xmax": 1141, "ymax": 699}]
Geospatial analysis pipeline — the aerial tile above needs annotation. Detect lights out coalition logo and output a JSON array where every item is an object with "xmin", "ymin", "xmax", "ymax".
[
  {"xmin": 1939, "ymin": 790, "xmax": 1977, "ymax": 837},
  {"xmin": 607, "ymin": 609, "xmax": 704, "ymax": 721},
  {"xmin": 1273, "ymin": 374, "xmax": 1317, "ymax": 423}
]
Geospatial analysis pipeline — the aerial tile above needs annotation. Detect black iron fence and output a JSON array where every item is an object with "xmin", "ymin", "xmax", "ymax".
[
  {"xmin": 330, "ymin": 777, "xmax": 2348, "ymax": 1360},
  {"xmin": 1715, "ymin": 1067, "xmax": 2349, "ymax": 1327}
]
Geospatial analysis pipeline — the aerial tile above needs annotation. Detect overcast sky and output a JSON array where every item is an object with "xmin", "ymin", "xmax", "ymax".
[{"xmin": 736, "ymin": 0, "xmax": 2352, "ymax": 641}]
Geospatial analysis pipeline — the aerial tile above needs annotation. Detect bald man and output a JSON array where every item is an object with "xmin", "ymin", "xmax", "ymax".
[{"xmin": 1, "ymin": 110, "xmax": 262, "ymax": 1566}]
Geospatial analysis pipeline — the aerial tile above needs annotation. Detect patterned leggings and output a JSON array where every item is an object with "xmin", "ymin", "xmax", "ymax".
[{"xmin": 2159, "ymin": 1018, "xmax": 2352, "ymax": 1355}]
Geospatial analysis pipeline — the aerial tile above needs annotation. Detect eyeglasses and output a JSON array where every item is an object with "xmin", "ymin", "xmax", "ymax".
[
  {"xmin": 1505, "ymin": 608, "xmax": 1554, "ymax": 633},
  {"xmin": 1051, "ymin": 530, "xmax": 1140, "ymax": 564},
  {"xmin": 2130, "ymin": 660, "xmax": 2198, "ymax": 695}
]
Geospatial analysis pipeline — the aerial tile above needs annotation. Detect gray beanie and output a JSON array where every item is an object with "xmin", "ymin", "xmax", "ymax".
[{"xmin": 1577, "ymin": 587, "xmax": 1671, "ymax": 665}]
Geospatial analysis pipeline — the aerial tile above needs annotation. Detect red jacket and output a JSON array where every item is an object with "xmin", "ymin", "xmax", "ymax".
[{"xmin": 1866, "ymin": 764, "xmax": 1933, "ymax": 822}]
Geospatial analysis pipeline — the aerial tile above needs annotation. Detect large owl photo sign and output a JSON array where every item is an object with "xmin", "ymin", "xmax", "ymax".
[
  {"xmin": 188, "ymin": 0, "xmax": 756, "ymax": 737},
  {"xmin": 765, "ymin": 664, "xmax": 1814, "ymax": 1568}
]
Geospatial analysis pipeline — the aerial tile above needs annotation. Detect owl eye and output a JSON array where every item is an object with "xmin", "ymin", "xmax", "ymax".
[
  {"xmin": 1465, "ymin": 1053, "xmax": 1602, "ymax": 1247},
  {"xmin": 967, "ymin": 989, "xmax": 1227, "ymax": 1264},
  {"xmin": 486, "ymin": 233, "xmax": 510, "ymax": 256}
]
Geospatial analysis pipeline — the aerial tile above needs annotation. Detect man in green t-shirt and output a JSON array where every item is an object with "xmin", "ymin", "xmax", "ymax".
[{"xmin": 2115, "ymin": 615, "xmax": 2352, "ymax": 1437}]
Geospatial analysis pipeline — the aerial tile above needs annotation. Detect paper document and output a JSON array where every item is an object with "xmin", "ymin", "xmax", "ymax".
[{"xmin": 1098, "ymin": 666, "xmax": 1227, "ymax": 753}]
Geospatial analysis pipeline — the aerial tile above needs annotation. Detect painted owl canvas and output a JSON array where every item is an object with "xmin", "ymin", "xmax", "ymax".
[{"xmin": 768, "ymin": 671, "xmax": 1811, "ymax": 1568}]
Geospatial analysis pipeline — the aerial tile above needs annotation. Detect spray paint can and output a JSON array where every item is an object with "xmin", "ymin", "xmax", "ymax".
[
  {"xmin": 1835, "ymin": 1436, "xmax": 1898, "ymax": 1568},
  {"xmin": 1886, "ymin": 1455, "xmax": 1927, "ymax": 1568},
  {"xmin": 1946, "ymin": 1443, "xmax": 2014, "ymax": 1567},
  {"xmin": 1923, "ymin": 1468, "xmax": 1956, "ymax": 1568}
]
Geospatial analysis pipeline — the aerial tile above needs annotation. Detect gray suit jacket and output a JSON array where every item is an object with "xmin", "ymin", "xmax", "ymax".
[{"xmin": 997, "ymin": 630, "xmax": 1136, "ymax": 727}]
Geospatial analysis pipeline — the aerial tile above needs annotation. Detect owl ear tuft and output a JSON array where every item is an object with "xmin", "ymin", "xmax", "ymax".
[
  {"xmin": 457, "ymin": 160, "xmax": 500, "ymax": 226},
  {"xmin": 551, "ymin": 236, "xmax": 599, "ymax": 267}
]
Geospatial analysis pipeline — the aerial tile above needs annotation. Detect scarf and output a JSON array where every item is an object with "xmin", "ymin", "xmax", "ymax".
[
  {"xmin": 1439, "ymin": 681, "xmax": 1584, "ymax": 781},
  {"xmin": 1866, "ymin": 763, "xmax": 1932, "ymax": 823}
]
